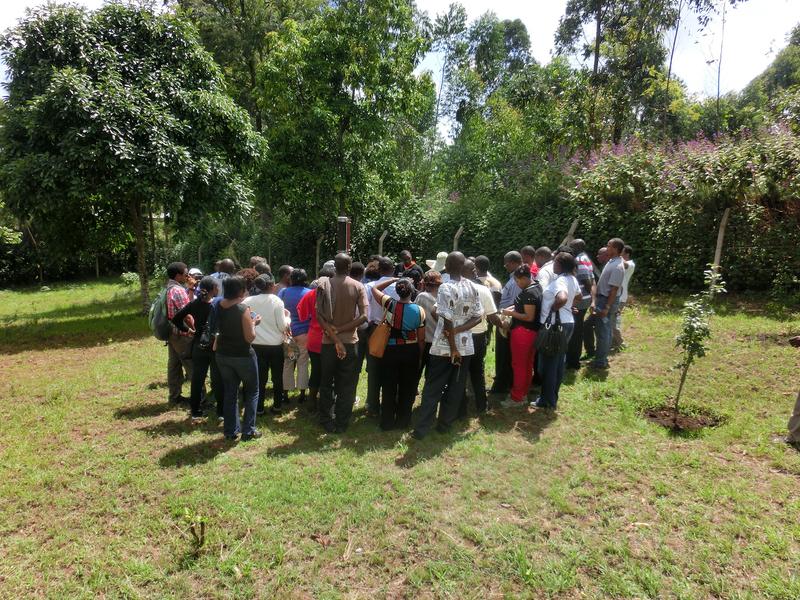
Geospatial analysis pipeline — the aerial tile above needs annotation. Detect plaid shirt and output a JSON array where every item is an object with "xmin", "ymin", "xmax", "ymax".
[{"xmin": 166, "ymin": 280, "xmax": 191, "ymax": 337}]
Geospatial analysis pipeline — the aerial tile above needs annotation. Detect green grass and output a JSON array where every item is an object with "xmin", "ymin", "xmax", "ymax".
[{"xmin": 1, "ymin": 280, "xmax": 799, "ymax": 598}]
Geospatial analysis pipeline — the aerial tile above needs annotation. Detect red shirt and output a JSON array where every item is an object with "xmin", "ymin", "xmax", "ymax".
[{"xmin": 297, "ymin": 288, "xmax": 322, "ymax": 353}]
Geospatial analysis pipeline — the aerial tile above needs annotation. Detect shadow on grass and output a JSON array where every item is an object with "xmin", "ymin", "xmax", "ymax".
[
  {"xmin": 115, "ymin": 400, "xmax": 174, "ymax": 420},
  {"xmin": 160, "ymin": 436, "xmax": 238, "ymax": 468},
  {"xmin": 0, "ymin": 311, "xmax": 150, "ymax": 354},
  {"xmin": 264, "ymin": 407, "xmax": 406, "ymax": 458}
]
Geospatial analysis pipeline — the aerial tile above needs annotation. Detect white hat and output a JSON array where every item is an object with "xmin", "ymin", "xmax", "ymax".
[
  {"xmin": 425, "ymin": 251, "xmax": 448, "ymax": 272},
  {"xmin": 188, "ymin": 267, "xmax": 203, "ymax": 277}
]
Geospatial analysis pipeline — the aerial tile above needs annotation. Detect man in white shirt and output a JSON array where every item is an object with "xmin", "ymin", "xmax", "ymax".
[
  {"xmin": 412, "ymin": 252, "xmax": 483, "ymax": 439},
  {"xmin": 535, "ymin": 247, "xmax": 555, "ymax": 288},
  {"xmin": 612, "ymin": 245, "xmax": 636, "ymax": 350},
  {"xmin": 460, "ymin": 259, "xmax": 502, "ymax": 417},
  {"xmin": 363, "ymin": 256, "xmax": 399, "ymax": 416}
]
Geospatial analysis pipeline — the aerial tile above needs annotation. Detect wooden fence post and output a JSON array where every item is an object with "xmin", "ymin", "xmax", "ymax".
[
  {"xmin": 378, "ymin": 230, "xmax": 388, "ymax": 256},
  {"xmin": 453, "ymin": 225, "xmax": 464, "ymax": 251}
]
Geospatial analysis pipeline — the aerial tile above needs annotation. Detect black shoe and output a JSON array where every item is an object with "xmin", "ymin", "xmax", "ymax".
[
  {"xmin": 270, "ymin": 406, "xmax": 282, "ymax": 415},
  {"xmin": 410, "ymin": 430, "xmax": 424, "ymax": 440},
  {"xmin": 435, "ymin": 423, "xmax": 450, "ymax": 434},
  {"xmin": 241, "ymin": 430, "xmax": 263, "ymax": 441},
  {"xmin": 224, "ymin": 434, "xmax": 240, "ymax": 442},
  {"xmin": 298, "ymin": 391, "xmax": 306, "ymax": 404},
  {"xmin": 256, "ymin": 409, "xmax": 265, "ymax": 416},
  {"xmin": 322, "ymin": 422, "xmax": 337, "ymax": 433},
  {"xmin": 170, "ymin": 395, "xmax": 190, "ymax": 404}
]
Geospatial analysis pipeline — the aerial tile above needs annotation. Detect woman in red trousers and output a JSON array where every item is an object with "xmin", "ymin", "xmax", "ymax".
[{"xmin": 500, "ymin": 264, "xmax": 542, "ymax": 408}]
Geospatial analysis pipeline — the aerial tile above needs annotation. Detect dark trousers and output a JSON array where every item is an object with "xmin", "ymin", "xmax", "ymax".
[
  {"xmin": 190, "ymin": 345, "xmax": 221, "ymax": 417},
  {"xmin": 319, "ymin": 343, "xmax": 360, "ymax": 432},
  {"xmin": 254, "ymin": 344, "xmax": 284, "ymax": 412},
  {"xmin": 357, "ymin": 327, "xmax": 368, "ymax": 374},
  {"xmin": 567, "ymin": 308, "xmax": 587, "ymax": 368},
  {"xmin": 414, "ymin": 354, "xmax": 472, "ymax": 439},
  {"xmin": 539, "ymin": 323, "xmax": 574, "ymax": 409},
  {"xmin": 491, "ymin": 331, "xmax": 512, "ymax": 394},
  {"xmin": 309, "ymin": 350, "xmax": 322, "ymax": 389},
  {"xmin": 379, "ymin": 344, "xmax": 420, "ymax": 430},
  {"xmin": 167, "ymin": 333, "xmax": 193, "ymax": 402},
  {"xmin": 460, "ymin": 332, "xmax": 488, "ymax": 417},
  {"xmin": 216, "ymin": 350, "xmax": 259, "ymax": 437},
  {"xmin": 583, "ymin": 313, "xmax": 597, "ymax": 357}
]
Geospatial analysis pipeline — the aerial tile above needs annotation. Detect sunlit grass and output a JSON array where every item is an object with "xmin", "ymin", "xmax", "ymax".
[{"xmin": 0, "ymin": 280, "xmax": 799, "ymax": 598}]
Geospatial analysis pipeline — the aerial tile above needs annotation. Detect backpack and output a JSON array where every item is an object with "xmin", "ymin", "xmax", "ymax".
[{"xmin": 149, "ymin": 283, "xmax": 178, "ymax": 341}]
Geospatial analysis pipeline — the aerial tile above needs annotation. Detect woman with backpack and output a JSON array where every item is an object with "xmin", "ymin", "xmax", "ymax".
[
  {"xmin": 170, "ymin": 276, "xmax": 222, "ymax": 423},
  {"xmin": 370, "ymin": 277, "xmax": 426, "ymax": 431}
]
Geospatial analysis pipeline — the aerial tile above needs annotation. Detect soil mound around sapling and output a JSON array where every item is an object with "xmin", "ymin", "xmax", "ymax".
[{"xmin": 644, "ymin": 406, "xmax": 723, "ymax": 431}]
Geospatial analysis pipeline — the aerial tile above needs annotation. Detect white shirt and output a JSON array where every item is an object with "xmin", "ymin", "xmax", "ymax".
[
  {"xmin": 248, "ymin": 293, "xmax": 289, "ymax": 346},
  {"xmin": 471, "ymin": 281, "xmax": 498, "ymax": 335},
  {"xmin": 620, "ymin": 259, "xmax": 636, "ymax": 303},
  {"xmin": 536, "ymin": 261, "xmax": 556, "ymax": 289},
  {"xmin": 364, "ymin": 276, "xmax": 399, "ymax": 323},
  {"xmin": 430, "ymin": 278, "xmax": 484, "ymax": 357},
  {"xmin": 540, "ymin": 275, "xmax": 579, "ymax": 325}
]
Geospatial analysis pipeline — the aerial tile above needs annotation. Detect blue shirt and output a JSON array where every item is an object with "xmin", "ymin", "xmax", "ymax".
[
  {"xmin": 499, "ymin": 277, "xmax": 522, "ymax": 309},
  {"xmin": 278, "ymin": 286, "xmax": 311, "ymax": 336}
]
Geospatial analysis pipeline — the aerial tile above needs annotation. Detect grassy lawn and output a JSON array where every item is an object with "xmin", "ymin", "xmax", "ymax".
[{"xmin": 1, "ymin": 279, "xmax": 799, "ymax": 599}]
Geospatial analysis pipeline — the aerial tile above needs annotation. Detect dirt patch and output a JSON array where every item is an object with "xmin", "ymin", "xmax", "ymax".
[{"xmin": 643, "ymin": 406, "xmax": 722, "ymax": 431}]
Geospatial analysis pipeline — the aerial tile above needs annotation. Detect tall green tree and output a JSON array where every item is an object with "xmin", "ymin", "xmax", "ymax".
[
  {"xmin": 175, "ymin": 0, "xmax": 323, "ymax": 131},
  {"xmin": 0, "ymin": 4, "xmax": 265, "ymax": 311},
  {"xmin": 258, "ymin": 0, "xmax": 431, "ymax": 247}
]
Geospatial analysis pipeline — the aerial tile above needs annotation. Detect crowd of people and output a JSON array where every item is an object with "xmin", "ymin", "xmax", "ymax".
[{"xmin": 160, "ymin": 238, "xmax": 636, "ymax": 441}]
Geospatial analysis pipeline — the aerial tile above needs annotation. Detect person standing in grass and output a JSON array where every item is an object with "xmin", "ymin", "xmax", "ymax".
[
  {"xmin": 249, "ymin": 274, "xmax": 288, "ymax": 416},
  {"xmin": 583, "ymin": 246, "xmax": 608, "ymax": 358},
  {"xmin": 170, "ymin": 276, "xmax": 221, "ymax": 422},
  {"xmin": 461, "ymin": 259, "xmax": 502, "ymax": 417},
  {"xmin": 297, "ymin": 264, "xmax": 336, "ymax": 415},
  {"xmin": 363, "ymin": 257, "xmax": 399, "ymax": 417},
  {"xmin": 371, "ymin": 277, "xmax": 426, "ymax": 431},
  {"xmin": 215, "ymin": 276, "xmax": 262, "ymax": 441},
  {"xmin": 316, "ymin": 253, "xmax": 369, "ymax": 433},
  {"xmin": 588, "ymin": 239, "xmax": 625, "ymax": 370},
  {"xmin": 412, "ymin": 252, "xmax": 483, "ymax": 439},
  {"xmin": 533, "ymin": 252, "xmax": 580, "ymax": 410},
  {"xmin": 279, "ymin": 269, "xmax": 312, "ymax": 405},
  {"xmin": 491, "ymin": 250, "xmax": 523, "ymax": 395},
  {"xmin": 500, "ymin": 264, "xmax": 541, "ymax": 409},
  {"xmin": 414, "ymin": 270, "xmax": 442, "ymax": 378},
  {"xmin": 612, "ymin": 244, "xmax": 636, "ymax": 351},
  {"xmin": 786, "ymin": 336, "xmax": 800, "ymax": 445},
  {"xmin": 165, "ymin": 262, "xmax": 193, "ymax": 405},
  {"xmin": 567, "ymin": 239, "xmax": 595, "ymax": 369}
]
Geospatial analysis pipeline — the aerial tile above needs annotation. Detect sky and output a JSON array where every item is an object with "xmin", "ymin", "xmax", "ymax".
[{"xmin": 2, "ymin": 0, "xmax": 800, "ymax": 97}]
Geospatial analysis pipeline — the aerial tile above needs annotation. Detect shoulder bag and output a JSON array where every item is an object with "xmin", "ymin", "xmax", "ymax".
[{"xmin": 535, "ymin": 309, "xmax": 570, "ymax": 357}]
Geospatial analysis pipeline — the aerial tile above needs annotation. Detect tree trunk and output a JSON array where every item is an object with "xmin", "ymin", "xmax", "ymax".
[
  {"xmin": 673, "ymin": 362, "xmax": 690, "ymax": 427},
  {"xmin": 130, "ymin": 200, "xmax": 150, "ymax": 314},
  {"xmin": 593, "ymin": 1, "xmax": 603, "ymax": 77},
  {"xmin": 665, "ymin": 0, "xmax": 683, "ymax": 102},
  {"xmin": 716, "ymin": 0, "xmax": 726, "ymax": 133},
  {"xmin": 147, "ymin": 199, "xmax": 157, "ymax": 267}
]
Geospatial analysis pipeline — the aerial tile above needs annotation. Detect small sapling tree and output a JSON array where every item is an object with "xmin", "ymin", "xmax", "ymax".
[{"xmin": 672, "ymin": 266, "xmax": 726, "ymax": 424}]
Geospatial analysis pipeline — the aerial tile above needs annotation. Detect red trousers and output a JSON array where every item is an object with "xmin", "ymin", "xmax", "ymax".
[{"xmin": 510, "ymin": 326, "xmax": 538, "ymax": 402}]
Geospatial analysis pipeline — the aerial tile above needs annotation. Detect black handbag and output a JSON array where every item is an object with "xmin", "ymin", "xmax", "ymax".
[
  {"xmin": 198, "ymin": 302, "xmax": 219, "ymax": 351},
  {"xmin": 535, "ymin": 309, "xmax": 570, "ymax": 357}
]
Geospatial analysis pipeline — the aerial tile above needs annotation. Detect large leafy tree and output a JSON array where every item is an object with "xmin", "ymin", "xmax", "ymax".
[
  {"xmin": 175, "ymin": 0, "xmax": 323, "ymax": 131},
  {"xmin": 258, "ymin": 0, "xmax": 431, "ymax": 249},
  {"xmin": 0, "ymin": 3, "xmax": 265, "ymax": 311}
]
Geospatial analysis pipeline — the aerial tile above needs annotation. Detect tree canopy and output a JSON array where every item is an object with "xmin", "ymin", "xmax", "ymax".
[{"xmin": 0, "ymin": 3, "xmax": 265, "ymax": 308}]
